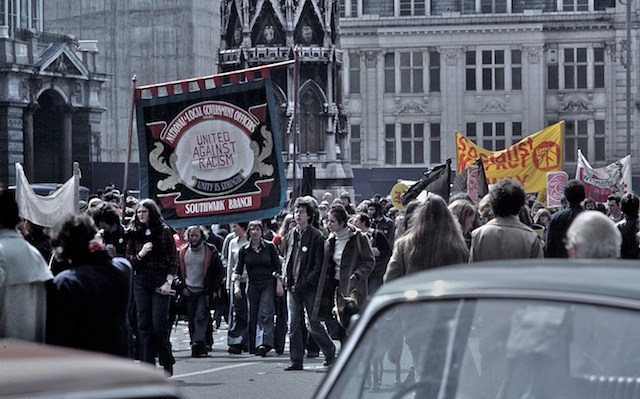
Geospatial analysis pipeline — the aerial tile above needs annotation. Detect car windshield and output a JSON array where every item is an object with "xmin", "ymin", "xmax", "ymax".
[{"xmin": 327, "ymin": 298, "xmax": 640, "ymax": 399}]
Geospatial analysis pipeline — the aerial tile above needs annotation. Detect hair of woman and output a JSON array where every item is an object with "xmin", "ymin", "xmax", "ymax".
[
  {"xmin": 50, "ymin": 213, "xmax": 98, "ymax": 264},
  {"xmin": 400, "ymin": 194, "xmax": 469, "ymax": 269}
]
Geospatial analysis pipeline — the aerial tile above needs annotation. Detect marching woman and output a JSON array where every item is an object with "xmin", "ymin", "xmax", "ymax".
[
  {"xmin": 316, "ymin": 205, "xmax": 374, "ymax": 345},
  {"xmin": 126, "ymin": 198, "xmax": 178, "ymax": 375},
  {"xmin": 233, "ymin": 220, "xmax": 283, "ymax": 356}
]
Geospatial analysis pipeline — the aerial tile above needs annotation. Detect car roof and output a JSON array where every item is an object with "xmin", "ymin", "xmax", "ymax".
[
  {"xmin": 374, "ymin": 259, "xmax": 640, "ymax": 305},
  {"xmin": 0, "ymin": 339, "xmax": 182, "ymax": 399}
]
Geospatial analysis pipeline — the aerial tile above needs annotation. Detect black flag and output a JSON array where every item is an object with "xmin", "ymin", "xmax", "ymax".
[
  {"xmin": 401, "ymin": 159, "xmax": 451, "ymax": 205},
  {"xmin": 476, "ymin": 157, "xmax": 489, "ymax": 200}
]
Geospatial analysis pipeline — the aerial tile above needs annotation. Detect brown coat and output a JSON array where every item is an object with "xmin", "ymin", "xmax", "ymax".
[{"xmin": 313, "ymin": 226, "xmax": 374, "ymax": 320}]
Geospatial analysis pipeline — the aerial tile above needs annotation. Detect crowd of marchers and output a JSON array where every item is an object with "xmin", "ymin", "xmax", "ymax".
[{"xmin": 0, "ymin": 177, "xmax": 638, "ymax": 376}]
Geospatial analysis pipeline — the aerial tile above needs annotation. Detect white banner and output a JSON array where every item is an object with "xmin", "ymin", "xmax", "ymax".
[
  {"xmin": 575, "ymin": 150, "xmax": 633, "ymax": 203},
  {"xmin": 15, "ymin": 163, "xmax": 79, "ymax": 228}
]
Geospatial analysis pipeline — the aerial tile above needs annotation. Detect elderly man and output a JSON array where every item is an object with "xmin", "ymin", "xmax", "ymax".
[
  {"xmin": 566, "ymin": 211, "xmax": 622, "ymax": 259},
  {"xmin": 469, "ymin": 178, "xmax": 543, "ymax": 262},
  {"xmin": 0, "ymin": 187, "xmax": 53, "ymax": 341}
]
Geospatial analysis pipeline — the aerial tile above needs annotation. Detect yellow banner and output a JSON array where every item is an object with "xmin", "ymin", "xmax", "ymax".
[{"xmin": 455, "ymin": 121, "xmax": 564, "ymax": 192}]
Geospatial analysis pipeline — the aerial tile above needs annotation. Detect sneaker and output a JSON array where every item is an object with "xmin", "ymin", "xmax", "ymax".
[{"xmin": 284, "ymin": 363, "xmax": 303, "ymax": 371}]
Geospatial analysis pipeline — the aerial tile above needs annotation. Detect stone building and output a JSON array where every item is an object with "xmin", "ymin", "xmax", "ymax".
[
  {"xmin": 0, "ymin": 2, "xmax": 107, "ymax": 187},
  {"xmin": 42, "ymin": 1, "xmax": 220, "ymax": 191},
  {"xmin": 338, "ymin": 0, "xmax": 635, "ymax": 199},
  {"xmin": 219, "ymin": 0, "xmax": 352, "ymax": 199}
]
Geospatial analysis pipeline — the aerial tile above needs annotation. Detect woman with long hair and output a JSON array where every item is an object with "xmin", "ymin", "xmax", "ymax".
[
  {"xmin": 232, "ymin": 220, "xmax": 283, "ymax": 356},
  {"xmin": 385, "ymin": 194, "xmax": 469, "ymax": 283},
  {"xmin": 448, "ymin": 199, "xmax": 478, "ymax": 249},
  {"xmin": 315, "ymin": 205, "xmax": 374, "ymax": 345},
  {"xmin": 126, "ymin": 198, "xmax": 178, "ymax": 375}
]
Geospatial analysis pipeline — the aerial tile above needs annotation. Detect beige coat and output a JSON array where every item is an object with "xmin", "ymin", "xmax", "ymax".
[{"xmin": 469, "ymin": 216, "xmax": 543, "ymax": 262}]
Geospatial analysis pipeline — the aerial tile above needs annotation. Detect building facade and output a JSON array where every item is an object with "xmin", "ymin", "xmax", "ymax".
[
  {"xmin": 339, "ymin": 0, "xmax": 636, "ymax": 200},
  {"xmin": 219, "ymin": 0, "xmax": 352, "ymax": 199},
  {"xmin": 0, "ymin": 0, "xmax": 108, "ymax": 187}
]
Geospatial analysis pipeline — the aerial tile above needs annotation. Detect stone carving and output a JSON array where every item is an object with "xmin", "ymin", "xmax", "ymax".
[
  {"xmin": 396, "ymin": 101, "xmax": 428, "ymax": 115},
  {"xmin": 438, "ymin": 47, "xmax": 465, "ymax": 66},
  {"xmin": 561, "ymin": 96, "xmax": 593, "ymax": 112},
  {"xmin": 523, "ymin": 46, "xmax": 543, "ymax": 64},
  {"xmin": 480, "ymin": 99, "xmax": 510, "ymax": 113}
]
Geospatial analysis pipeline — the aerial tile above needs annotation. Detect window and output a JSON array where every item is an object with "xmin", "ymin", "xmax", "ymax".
[
  {"xmin": 466, "ymin": 51, "xmax": 476, "ymax": 91},
  {"xmin": 564, "ymin": 48, "xmax": 587, "ymax": 89},
  {"xmin": 385, "ymin": 124, "xmax": 396, "ymax": 164},
  {"xmin": 339, "ymin": 0, "xmax": 357, "ymax": 17},
  {"xmin": 384, "ymin": 53, "xmax": 395, "ymax": 94},
  {"xmin": 481, "ymin": 0, "xmax": 507, "ymax": 13},
  {"xmin": 563, "ymin": 0, "xmax": 589, "ymax": 11},
  {"xmin": 512, "ymin": 122, "xmax": 522, "ymax": 142},
  {"xmin": 482, "ymin": 122, "xmax": 506, "ymax": 150},
  {"xmin": 594, "ymin": 119, "xmax": 605, "ymax": 161},
  {"xmin": 565, "ymin": 120, "xmax": 589, "ymax": 163},
  {"xmin": 400, "ymin": 52, "xmax": 423, "ymax": 93},
  {"xmin": 387, "ymin": 51, "xmax": 439, "ymax": 94},
  {"xmin": 351, "ymin": 124, "xmax": 361, "ymax": 164},
  {"xmin": 466, "ymin": 123, "xmax": 477, "ymax": 144},
  {"xmin": 429, "ymin": 50, "xmax": 441, "ymax": 92},
  {"xmin": 594, "ymin": 48, "xmax": 605, "ymax": 89},
  {"xmin": 430, "ymin": 123, "xmax": 441, "ymax": 163},
  {"xmin": 400, "ymin": 0, "xmax": 426, "ymax": 16},
  {"xmin": 349, "ymin": 52, "xmax": 360, "ymax": 94},
  {"xmin": 548, "ymin": 47, "xmax": 605, "ymax": 90},
  {"xmin": 401, "ymin": 123, "xmax": 424, "ymax": 164},
  {"xmin": 466, "ymin": 122, "xmax": 521, "ymax": 150},
  {"xmin": 511, "ymin": 50, "xmax": 521, "ymax": 90},
  {"xmin": 482, "ymin": 50, "xmax": 505, "ymax": 90},
  {"xmin": 467, "ymin": 49, "xmax": 522, "ymax": 92}
]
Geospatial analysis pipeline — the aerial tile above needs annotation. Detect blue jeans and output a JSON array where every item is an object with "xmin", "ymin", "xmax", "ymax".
[
  {"xmin": 228, "ymin": 281, "xmax": 248, "ymax": 348},
  {"xmin": 133, "ymin": 268, "xmax": 174, "ymax": 367},
  {"xmin": 247, "ymin": 280, "xmax": 275, "ymax": 352},
  {"xmin": 287, "ymin": 288, "xmax": 336, "ymax": 365}
]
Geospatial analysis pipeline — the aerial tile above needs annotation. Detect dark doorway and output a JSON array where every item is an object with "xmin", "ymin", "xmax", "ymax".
[{"xmin": 33, "ymin": 90, "xmax": 65, "ymax": 182}]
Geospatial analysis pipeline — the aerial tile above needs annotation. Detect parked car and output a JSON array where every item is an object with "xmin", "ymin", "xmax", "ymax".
[
  {"xmin": 0, "ymin": 339, "xmax": 184, "ymax": 399},
  {"xmin": 315, "ymin": 259, "xmax": 640, "ymax": 399}
]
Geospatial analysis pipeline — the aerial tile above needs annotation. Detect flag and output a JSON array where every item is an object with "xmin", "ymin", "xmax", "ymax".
[
  {"xmin": 575, "ymin": 149, "xmax": 632, "ymax": 203},
  {"xmin": 475, "ymin": 157, "xmax": 489, "ymax": 201},
  {"xmin": 134, "ymin": 63, "xmax": 289, "ymax": 227},
  {"xmin": 456, "ymin": 121, "xmax": 564, "ymax": 192},
  {"xmin": 15, "ymin": 163, "xmax": 79, "ymax": 228},
  {"xmin": 401, "ymin": 159, "xmax": 451, "ymax": 205}
]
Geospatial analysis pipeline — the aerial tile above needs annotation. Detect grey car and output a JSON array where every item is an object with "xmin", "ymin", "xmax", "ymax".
[{"xmin": 315, "ymin": 259, "xmax": 640, "ymax": 399}]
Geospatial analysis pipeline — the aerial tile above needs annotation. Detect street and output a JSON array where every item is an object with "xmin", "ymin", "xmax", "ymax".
[{"xmin": 167, "ymin": 320, "xmax": 333, "ymax": 399}]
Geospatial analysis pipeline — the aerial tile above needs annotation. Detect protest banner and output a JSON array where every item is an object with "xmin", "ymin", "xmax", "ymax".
[
  {"xmin": 546, "ymin": 171, "xmax": 569, "ymax": 209},
  {"xmin": 575, "ymin": 149, "xmax": 632, "ymax": 203},
  {"xmin": 15, "ymin": 162, "xmax": 79, "ymax": 228},
  {"xmin": 134, "ymin": 63, "xmax": 290, "ymax": 226},
  {"xmin": 455, "ymin": 121, "xmax": 564, "ymax": 193}
]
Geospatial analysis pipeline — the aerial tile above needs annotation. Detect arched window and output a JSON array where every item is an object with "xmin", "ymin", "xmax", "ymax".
[{"xmin": 298, "ymin": 82, "xmax": 326, "ymax": 154}]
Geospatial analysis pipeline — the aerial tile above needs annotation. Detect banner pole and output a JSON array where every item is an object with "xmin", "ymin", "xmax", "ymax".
[
  {"xmin": 292, "ymin": 48, "xmax": 299, "ymax": 205},
  {"xmin": 122, "ymin": 75, "xmax": 137, "ymax": 218}
]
